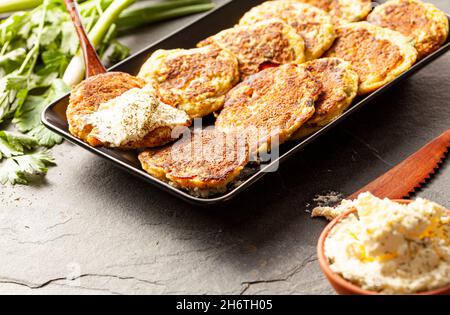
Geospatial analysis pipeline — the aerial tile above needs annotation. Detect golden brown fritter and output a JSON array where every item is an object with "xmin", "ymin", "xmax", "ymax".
[
  {"xmin": 67, "ymin": 72, "xmax": 145, "ymax": 142},
  {"xmin": 293, "ymin": 0, "xmax": 372, "ymax": 23},
  {"xmin": 137, "ymin": 45, "xmax": 240, "ymax": 118},
  {"xmin": 239, "ymin": 1, "xmax": 335, "ymax": 60},
  {"xmin": 139, "ymin": 128, "xmax": 249, "ymax": 197},
  {"xmin": 68, "ymin": 73, "xmax": 190, "ymax": 149},
  {"xmin": 291, "ymin": 58, "xmax": 359, "ymax": 139},
  {"xmin": 215, "ymin": 64, "xmax": 322, "ymax": 153},
  {"xmin": 198, "ymin": 19, "xmax": 306, "ymax": 79},
  {"xmin": 324, "ymin": 22, "xmax": 418, "ymax": 95},
  {"xmin": 367, "ymin": 0, "xmax": 449, "ymax": 59}
]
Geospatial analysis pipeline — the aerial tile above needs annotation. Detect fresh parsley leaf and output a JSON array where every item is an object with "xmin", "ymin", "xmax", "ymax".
[
  {"xmin": 27, "ymin": 124, "xmax": 63, "ymax": 147},
  {"xmin": 30, "ymin": 72, "xmax": 59, "ymax": 89},
  {"xmin": 0, "ymin": 149, "xmax": 55, "ymax": 185},
  {"xmin": 8, "ymin": 89, "xmax": 28, "ymax": 118},
  {"xmin": 39, "ymin": 50, "xmax": 69, "ymax": 77},
  {"xmin": 0, "ymin": 73, "xmax": 29, "ymax": 122},
  {"xmin": 0, "ymin": 158, "xmax": 27, "ymax": 184},
  {"xmin": 0, "ymin": 130, "xmax": 38, "ymax": 160},
  {"xmin": 60, "ymin": 21, "xmax": 79, "ymax": 55},
  {"xmin": 39, "ymin": 25, "xmax": 60, "ymax": 47},
  {"xmin": 13, "ymin": 79, "xmax": 69, "ymax": 132},
  {"xmin": 0, "ymin": 48, "xmax": 27, "ymax": 71},
  {"xmin": 0, "ymin": 12, "xmax": 31, "ymax": 45},
  {"xmin": 11, "ymin": 94, "xmax": 44, "ymax": 131},
  {"xmin": 1, "ymin": 74, "xmax": 28, "ymax": 94}
]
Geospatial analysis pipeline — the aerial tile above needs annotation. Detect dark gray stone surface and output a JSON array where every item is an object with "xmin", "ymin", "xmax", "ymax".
[{"xmin": 0, "ymin": 0, "xmax": 448, "ymax": 294}]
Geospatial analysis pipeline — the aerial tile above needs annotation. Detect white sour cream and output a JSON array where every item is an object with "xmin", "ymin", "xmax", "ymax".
[
  {"xmin": 89, "ymin": 88, "xmax": 189, "ymax": 147},
  {"xmin": 324, "ymin": 192, "xmax": 450, "ymax": 294}
]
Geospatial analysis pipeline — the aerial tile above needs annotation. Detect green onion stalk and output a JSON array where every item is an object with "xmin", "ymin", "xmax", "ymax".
[
  {"xmin": 117, "ymin": 0, "xmax": 214, "ymax": 31},
  {"xmin": 0, "ymin": 0, "xmax": 43, "ymax": 14}
]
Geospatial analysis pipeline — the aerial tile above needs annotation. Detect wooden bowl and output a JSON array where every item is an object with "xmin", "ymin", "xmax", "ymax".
[{"xmin": 317, "ymin": 199, "xmax": 450, "ymax": 295}]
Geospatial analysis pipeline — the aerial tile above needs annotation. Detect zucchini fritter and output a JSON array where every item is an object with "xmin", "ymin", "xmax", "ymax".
[
  {"xmin": 198, "ymin": 19, "xmax": 306, "ymax": 79},
  {"xmin": 215, "ymin": 64, "xmax": 322, "ymax": 153},
  {"xmin": 325, "ymin": 22, "xmax": 418, "ymax": 95},
  {"xmin": 139, "ymin": 129, "xmax": 249, "ymax": 198},
  {"xmin": 138, "ymin": 45, "xmax": 240, "ymax": 118},
  {"xmin": 367, "ymin": 0, "xmax": 449, "ymax": 59},
  {"xmin": 239, "ymin": 1, "xmax": 336, "ymax": 60},
  {"xmin": 294, "ymin": 0, "xmax": 372, "ymax": 22},
  {"xmin": 292, "ymin": 58, "xmax": 359, "ymax": 139},
  {"xmin": 67, "ymin": 72, "xmax": 145, "ymax": 144}
]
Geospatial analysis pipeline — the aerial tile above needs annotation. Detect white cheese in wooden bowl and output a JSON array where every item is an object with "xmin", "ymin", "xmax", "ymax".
[{"xmin": 324, "ymin": 192, "xmax": 450, "ymax": 294}]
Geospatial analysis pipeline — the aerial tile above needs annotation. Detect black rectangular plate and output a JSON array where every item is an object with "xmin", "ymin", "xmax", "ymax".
[{"xmin": 42, "ymin": 0, "xmax": 450, "ymax": 205}]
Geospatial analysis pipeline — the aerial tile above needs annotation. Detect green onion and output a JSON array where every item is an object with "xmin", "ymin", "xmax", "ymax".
[
  {"xmin": 89, "ymin": 0, "xmax": 135, "ymax": 47},
  {"xmin": 121, "ymin": 0, "xmax": 212, "ymax": 15},
  {"xmin": 117, "ymin": 0, "xmax": 215, "ymax": 31},
  {"xmin": 0, "ymin": 0, "xmax": 42, "ymax": 14}
]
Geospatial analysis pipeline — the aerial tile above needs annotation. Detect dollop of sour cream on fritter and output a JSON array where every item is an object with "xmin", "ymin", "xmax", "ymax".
[
  {"xmin": 324, "ymin": 192, "xmax": 450, "ymax": 294},
  {"xmin": 89, "ymin": 87, "xmax": 190, "ymax": 147}
]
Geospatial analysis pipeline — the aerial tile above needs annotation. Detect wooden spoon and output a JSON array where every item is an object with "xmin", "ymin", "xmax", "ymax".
[{"xmin": 64, "ymin": 0, "xmax": 107, "ymax": 77}]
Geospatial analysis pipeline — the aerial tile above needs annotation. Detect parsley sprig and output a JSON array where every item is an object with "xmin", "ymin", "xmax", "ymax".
[{"xmin": 0, "ymin": 130, "xmax": 55, "ymax": 184}]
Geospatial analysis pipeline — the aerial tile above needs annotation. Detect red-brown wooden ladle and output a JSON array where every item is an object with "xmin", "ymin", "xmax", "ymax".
[{"xmin": 64, "ymin": 0, "xmax": 107, "ymax": 77}]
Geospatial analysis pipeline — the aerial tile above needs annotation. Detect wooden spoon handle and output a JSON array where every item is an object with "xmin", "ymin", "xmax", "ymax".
[{"xmin": 64, "ymin": 0, "xmax": 107, "ymax": 77}]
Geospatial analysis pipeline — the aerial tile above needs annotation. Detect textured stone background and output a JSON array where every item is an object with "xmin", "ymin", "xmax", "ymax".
[{"xmin": 0, "ymin": 0, "xmax": 449, "ymax": 294}]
